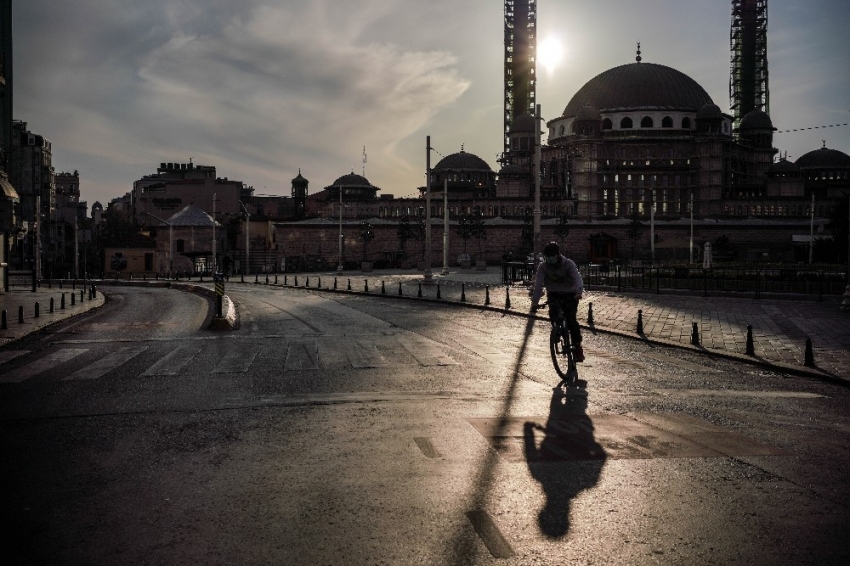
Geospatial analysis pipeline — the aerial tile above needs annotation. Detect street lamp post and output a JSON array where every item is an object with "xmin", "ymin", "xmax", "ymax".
[
  {"xmin": 442, "ymin": 179, "xmax": 449, "ymax": 275},
  {"xmin": 424, "ymin": 136, "xmax": 434, "ymax": 284},
  {"xmin": 337, "ymin": 184, "xmax": 344, "ymax": 274},
  {"xmin": 533, "ymin": 104, "xmax": 542, "ymax": 267},
  {"xmin": 239, "ymin": 201, "xmax": 250, "ymax": 277}
]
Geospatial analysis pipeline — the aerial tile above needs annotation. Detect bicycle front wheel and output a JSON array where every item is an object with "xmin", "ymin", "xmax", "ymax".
[{"xmin": 549, "ymin": 324, "xmax": 575, "ymax": 381}]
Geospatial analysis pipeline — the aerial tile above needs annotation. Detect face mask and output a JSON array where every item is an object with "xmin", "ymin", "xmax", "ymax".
[{"xmin": 545, "ymin": 255, "xmax": 559, "ymax": 266}]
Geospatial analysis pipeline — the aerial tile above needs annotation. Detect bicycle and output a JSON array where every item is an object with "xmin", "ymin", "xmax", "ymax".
[{"xmin": 538, "ymin": 299, "xmax": 579, "ymax": 387}]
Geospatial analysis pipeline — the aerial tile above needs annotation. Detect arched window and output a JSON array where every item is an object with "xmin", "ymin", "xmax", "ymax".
[
  {"xmin": 558, "ymin": 125, "xmax": 565, "ymax": 136},
  {"xmin": 662, "ymin": 116, "xmax": 673, "ymax": 128},
  {"xmin": 602, "ymin": 118, "xmax": 612, "ymax": 130},
  {"xmin": 620, "ymin": 117, "xmax": 633, "ymax": 129},
  {"xmin": 682, "ymin": 117, "xmax": 692, "ymax": 129},
  {"xmin": 176, "ymin": 239, "xmax": 185, "ymax": 253},
  {"xmin": 641, "ymin": 116, "xmax": 653, "ymax": 128}
]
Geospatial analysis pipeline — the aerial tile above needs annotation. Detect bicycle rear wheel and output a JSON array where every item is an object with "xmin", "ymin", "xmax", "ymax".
[{"xmin": 549, "ymin": 324, "xmax": 576, "ymax": 381}]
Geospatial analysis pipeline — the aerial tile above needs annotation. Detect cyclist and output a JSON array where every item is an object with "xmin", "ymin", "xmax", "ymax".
[{"xmin": 530, "ymin": 241, "xmax": 585, "ymax": 362}]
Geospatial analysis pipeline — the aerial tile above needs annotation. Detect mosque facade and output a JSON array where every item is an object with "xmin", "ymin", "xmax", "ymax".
[{"xmin": 276, "ymin": 1, "xmax": 848, "ymax": 268}]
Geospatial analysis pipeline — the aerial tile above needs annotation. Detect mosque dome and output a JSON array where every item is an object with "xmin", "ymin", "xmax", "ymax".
[
  {"xmin": 739, "ymin": 109, "xmax": 774, "ymax": 130},
  {"xmin": 767, "ymin": 158, "xmax": 800, "ymax": 176},
  {"xmin": 696, "ymin": 103, "xmax": 723, "ymax": 120},
  {"xmin": 576, "ymin": 105, "xmax": 602, "ymax": 121},
  {"xmin": 331, "ymin": 172, "xmax": 372, "ymax": 187},
  {"xmin": 561, "ymin": 62, "xmax": 713, "ymax": 118},
  {"xmin": 434, "ymin": 150, "xmax": 493, "ymax": 172},
  {"xmin": 795, "ymin": 146, "xmax": 850, "ymax": 169}
]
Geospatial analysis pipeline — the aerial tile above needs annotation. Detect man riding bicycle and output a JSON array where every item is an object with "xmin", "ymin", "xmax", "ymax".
[{"xmin": 530, "ymin": 242, "xmax": 585, "ymax": 362}]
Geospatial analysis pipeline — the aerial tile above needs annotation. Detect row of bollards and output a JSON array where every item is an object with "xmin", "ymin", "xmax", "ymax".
[{"xmin": 0, "ymin": 285, "xmax": 99, "ymax": 330}]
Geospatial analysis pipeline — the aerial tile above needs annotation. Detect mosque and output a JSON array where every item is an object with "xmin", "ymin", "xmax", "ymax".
[{"xmin": 279, "ymin": 0, "xmax": 849, "ymax": 268}]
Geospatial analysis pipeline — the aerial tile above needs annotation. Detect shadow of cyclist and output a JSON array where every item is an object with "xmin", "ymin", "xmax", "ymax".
[{"xmin": 523, "ymin": 389, "xmax": 606, "ymax": 539}]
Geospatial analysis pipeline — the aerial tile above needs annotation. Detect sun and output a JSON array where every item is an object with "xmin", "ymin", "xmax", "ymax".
[{"xmin": 538, "ymin": 36, "xmax": 564, "ymax": 75}]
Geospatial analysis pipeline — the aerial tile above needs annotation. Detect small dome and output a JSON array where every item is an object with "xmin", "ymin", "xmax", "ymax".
[
  {"xmin": 498, "ymin": 163, "xmax": 526, "ymax": 177},
  {"xmin": 576, "ymin": 105, "xmax": 601, "ymax": 121},
  {"xmin": 696, "ymin": 103, "xmax": 723, "ymax": 120},
  {"xmin": 331, "ymin": 173, "xmax": 372, "ymax": 187},
  {"xmin": 434, "ymin": 150, "xmax": 492, "ymax": 172},
  {"xmin": 768, "ymin": 159, "xmax": 800, "ymax": 175},
  {"xmin": 795, "ymin": 146, "xmax": 850, "ymax": 169},
  {"xmin": 510, "ymin": 112, "xmax": 536, "ymax": 133},
  {"xmin": 292, "ymin": 170, "xmax": 308, "ymax": 184},
  {"xmin": 740, "ymin": 109, "xmax": 773, "ymax": 130}
]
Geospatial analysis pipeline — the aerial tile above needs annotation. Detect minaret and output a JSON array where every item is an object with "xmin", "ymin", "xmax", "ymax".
[
  {"xmin": 504, "ymin": 0, "xmax": 537, "ymax": 154},
  {"xmin": 291, "ymin": 169, "xmax": 308, "ymax": 220},
  {"xmin": 730, "ymin": 0, "xmax": 769, "ymax": 134}
]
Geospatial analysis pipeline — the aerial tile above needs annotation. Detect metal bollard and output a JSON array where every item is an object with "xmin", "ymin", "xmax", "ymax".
[
  {"xmin": 587, "ymin": 302, "xmax": 594, "ymax": 326},
  {"xmin": 1, "ymin": 310, "xmax": 6, "ymax": 329},
  {"xmin": 637, "ymin": 309, "xmax": 644, "ymax": 334},
  {"xmin": 295, "ymin": 276, "xmax": 299, "ymax": 287},
  {"xmin": 691, "ymin": 322, "xmax": 700, "ymax": 346},
  {"xmin": 364, "ymin": 280, "xmax": 369, "ymax": 292},
  {"xmin": 71, "ymin": 292, "xmax": 76, "ymax": 306},
  {"xmin": 381, "ymin": 281, "xmax": 386, "ymax": 295},
  {"xmin": 460, "ymin": 284, "xmax": 466, "ymax": 302},
  {"xmin": 35, "ymin": 302, "xmax": 40, "ymax": 318},
  {"xmin": 91, "ymin": 285, "xmax": 97, "ymax": 299},
  {"xmin": 485, "ymin": 285, "xmax": 490, "ymax": 305},
  {"xmin": 804, "ymin": 338, "xmax": 815, "ymax": 367},
  {"xmin": 398, "ymin": 282, "xmax": 403, "ymax": 296},
  {"xmin": 18, "ymin": 305, "xmax": 24, "ymax": 323},
  {"xmin": 81, "ymin": 289, "xmax": 85, "ymax": 303},
  {"xmin": 274, "ymin": 274, "xmax": 278, "ymax": 284},
  {"xmin": 505, "ymin": 287, "xmax": 511, "ymax": 309},
  {"xmin": 317, "ymin": 276, "xmax": 320, "ymax": 288},
  {"xmin": 334, "ymin": 277, "xmax": 338, "ymax": 290},
  {"xmin": 61, "ymin": 293, "xmax": 66, "ymax": 309},
  {"xmin": 306, "ymin": 276, "xmax": 310, "ymax": 288},
  {"xmin": 437, "ymin": 283, "xmax": 441, "ymax": 299},
  {"xmin": 266, "ymin": 273, "xmax": 270, "ymax": 284},
  {"xmin": 418, "ymin": 283, "xmax": 422, "ymax": 298},
  {"xmin": 746, "ymin": 325, "xmax": 755, "ymax": 356},
  {"xmin": 348, "ymin": 278, "xmax": 352, "ymax": 291},
  {"xmin": 255, "ymin": 273, "xmax": 259, "ymax": 284},
  {"xmin": 50, "ymin": 297, "xmax": 55, "ymax": 313}
]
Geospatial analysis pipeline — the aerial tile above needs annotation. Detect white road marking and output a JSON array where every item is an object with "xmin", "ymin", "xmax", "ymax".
[
  {"xmin": 397, "ymin": 336, "xmax": 459, "ymax": 366},
  {"xmin": 284, "ymin": 340, "xmax": 319, "ymax": 370},
  {"xmin": 1, "ymin": 349, "xmax": 88, "ymax": 383},
  {"xmin": 64, "ymin": 346, "xmax": 149, "ymax": 380},
  {"xmin": 141, "ymin": 345, "xmax": 203, "ymax": 376},
  {"xmin": 0, "ymin": 350, "xmax": 29, "ymax": 365},
  {"xmin": 213, "ymin": 346, "xmax": 261, "ymax": 373}
]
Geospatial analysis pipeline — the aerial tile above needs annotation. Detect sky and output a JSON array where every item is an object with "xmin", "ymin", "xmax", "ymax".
[{"xmin": 13, "ymin": 0, "xmax": 850, "ymax": 207}]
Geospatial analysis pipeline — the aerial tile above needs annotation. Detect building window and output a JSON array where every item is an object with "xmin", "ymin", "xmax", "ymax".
[
  {"xmin": 662, "ymin": 116, "xmax": 673, "ymax": 128},
  {"xmin": 602, "ymin": 118, "xmax": 612, "ymax": 130},
  {"xmin": 641, "ymin": 116, "xmax": 654, "ymax": 128},
  {"xmin": 620, "ymin": 117, "xmax": 633, "ymax": 129},
  {"xmin": 682, "ymin": 117, "xmax": 692, "ymax": 129},
  {"xmin": 176, "ymin": 239, "xmax": 185, "ymax": 253}
]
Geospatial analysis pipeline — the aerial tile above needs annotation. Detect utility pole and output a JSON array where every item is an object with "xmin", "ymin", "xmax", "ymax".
[
  {"xmin": 442, "ymin": 179, "xmax": 449, "ymax": 275},
  {"xmin": 689, "ymin": 191, "xmax": 694, "ymax": 264},
  {"xmin": 809, "ymin": 194, "xmax": 814, "ymax": 265},
  {"xmin": 533, "ymin": 103, "xmax": 542, "ymax": 266},
  {"xmin": 212, "ymin": 192, "xmax": 216, "ymax": 274},
  {"xmin": 337, "ymin": 184, "xmax": 343, "ymax": 274},
  {"xmin": 239, "ymin": 201, "xmax": 250, "ymax": 277},
  {"xmin": 650, "ymin": 189, "xmax": 656, "ymax": 264},
  {"xmin": 424, "ymin": 136, "xmax": 433, "ymax": 284}
]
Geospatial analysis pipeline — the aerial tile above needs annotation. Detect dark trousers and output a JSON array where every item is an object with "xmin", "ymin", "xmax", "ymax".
[{"xmin": 548, "ymin": 293, "xmax": 582, "ymax": 346}]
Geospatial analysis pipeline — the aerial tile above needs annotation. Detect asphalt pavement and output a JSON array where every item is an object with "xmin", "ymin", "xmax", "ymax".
[{"xmin": 3, "ymin": 268, "xmax": 849, "ymax": 384}]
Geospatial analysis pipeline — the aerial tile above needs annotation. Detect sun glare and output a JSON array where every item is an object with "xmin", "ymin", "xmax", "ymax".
[{"xmin": 538, "ymin": 36, "xmax": 564, "ymax": 75}]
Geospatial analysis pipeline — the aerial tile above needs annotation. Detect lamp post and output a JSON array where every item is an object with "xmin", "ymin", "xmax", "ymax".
[
  {"xmin": 650, "ymin": 189, "xmax": 656, "ymax": 265},
  {"xmin": 337, "ymin": 184, "xmax": 344, "ymax": 274},
  {"xmin": 239, "ymin": 201, "xmax": 250, "ymax": 277},
  {"xmin": 809, "ymin": 194, "xmax": 815, "ymax": 265},
  {"xmin": 212, "ymin": 192, "xmax": 217, "ymax": 274},
  {"xmin": 424, "ymin": 136, "xmax": 434, "ymax": 284},
  {"xmin": 689, "ymin": 191, "xmax": 694, "ymax": 264},
  {"xmin": 442, "ymin": 179, "xmax": 449, "ymax": 275},
  {"xmin": 142, "ymin": 211, "xmax": 173, "ymax": 278}
]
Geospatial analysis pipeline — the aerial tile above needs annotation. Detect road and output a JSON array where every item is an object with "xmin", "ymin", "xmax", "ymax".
[{"xmin": 1, "ymin": 285, "xmax": 848, "ymax": 565}]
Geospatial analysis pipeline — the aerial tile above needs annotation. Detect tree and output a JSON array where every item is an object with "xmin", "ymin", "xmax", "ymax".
[
  {"xmin": 410, "ymin": 214, "xmax": 426, "ymax": 260},
  {"xmin": 397, "ymin": 214, "xmax": 415, "ymax": 255},
  {"xmin": 554, "ymin": 213, "xmax": 571, "ymax": 244},
  {"xmin": 358, "ymin": 220, "xmax": 374, "ymax": 261},
  {"xmin": 626, "ymin": 211, "xmax": 644, "ymax": 259},
  {"xmin": 472, "ymin": 214, "xmax": 487, "ymax": 255},
  {"xmin": 826, "ymin": 193, "xmax": 849, "ymax": 264}
]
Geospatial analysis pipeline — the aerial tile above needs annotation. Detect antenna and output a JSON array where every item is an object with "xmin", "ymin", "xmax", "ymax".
[{"xmin": 362, "ymin": 146, "xmax": 367, "ymax": 177}]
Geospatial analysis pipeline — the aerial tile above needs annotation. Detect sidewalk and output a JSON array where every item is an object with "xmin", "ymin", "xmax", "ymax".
[
  {"xmin": 0, "ymin": 284, "xmax": 105, "ymax": 347},
  {"xmin": 240, "ymin": 267, "xmax": 850, "ymax": 384}
]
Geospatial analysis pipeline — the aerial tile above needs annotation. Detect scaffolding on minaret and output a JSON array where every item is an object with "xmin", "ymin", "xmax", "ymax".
[
  {"xmin": 730, "ymin": 0, "xmax": 769, "ymax": 135},
  {"xmin": 503, "ymin": 0, "xmax": 537, "ymax": 155}
]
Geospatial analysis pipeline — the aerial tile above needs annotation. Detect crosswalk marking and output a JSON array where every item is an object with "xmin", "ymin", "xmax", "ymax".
[
  {"xmin": 1, "ymin": 348, "xmax": 88, "ymax": 383},
  {"xmin": 285, "ymin": 340, "xmax": 319, "ymax": 370},
  {"xmin": 455, "ymin": 337, "xmax": 513, "ymax": 365},
  {"xmin": 141, "ymin": 345, "xmax": 203, "ymax": 376},
  {"xmin": 347, "ymin": 339, "xmax": 388, "ymax": 368},
  {"xmin": 397, "ymin": 337, "xmax": 459, "ymax": 366},
  {"xmin": 213, "ymin": 347, "xmax": 261, "ymax": 374},
  {"xmin": 64, "ymin": 346, "xmax": 149, "ymax": 381},
  {"xmin": 0, "ymin": 350, "xmax": 29, "ymax": 365}
]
